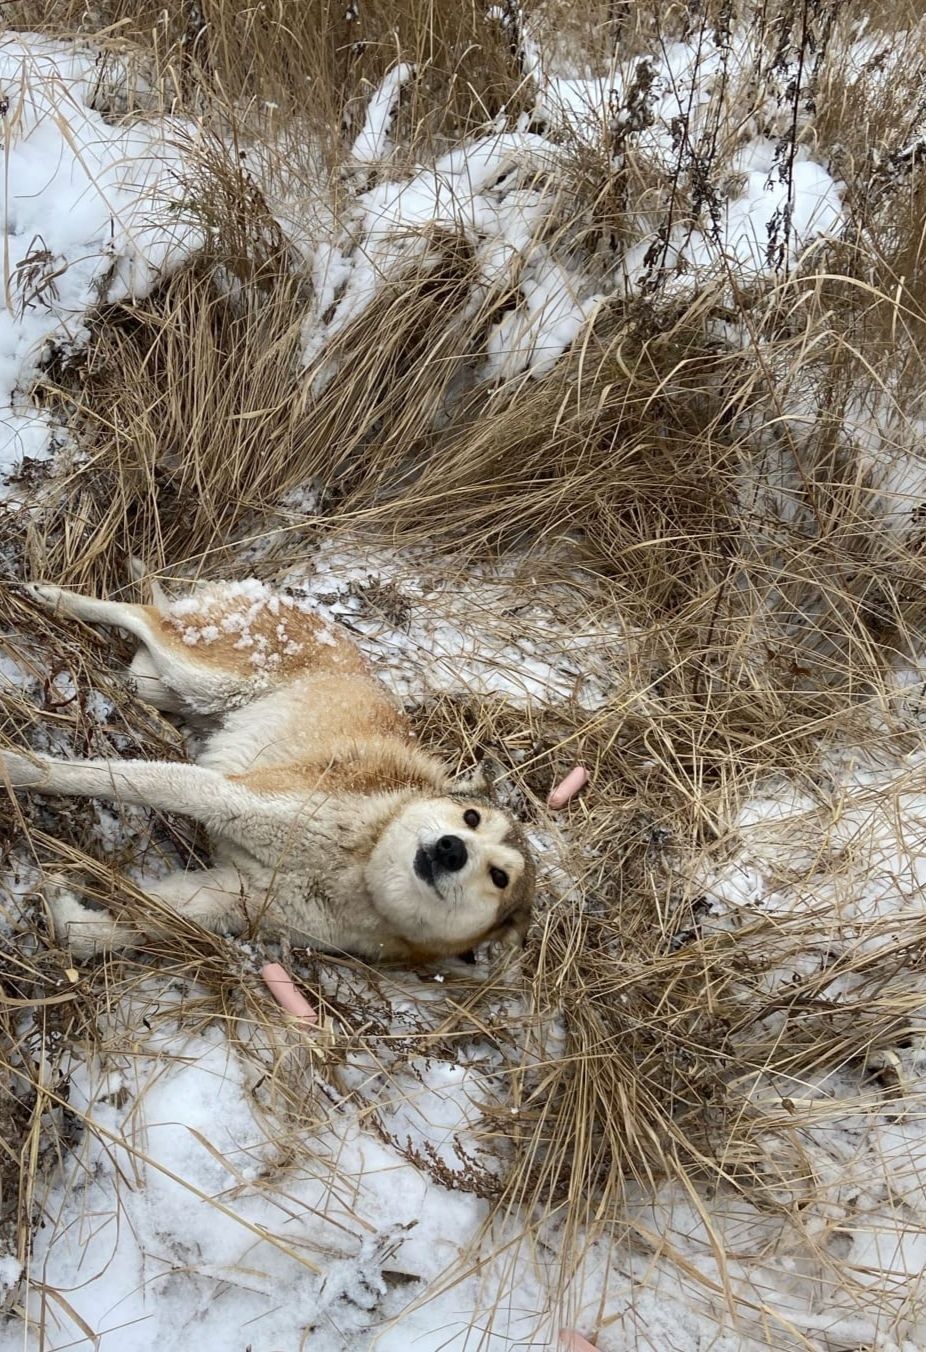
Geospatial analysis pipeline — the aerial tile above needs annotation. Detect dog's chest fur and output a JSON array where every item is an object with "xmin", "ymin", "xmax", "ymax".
[{"xmin": 189, "ymin": 674, "xmax": 454, "ymax": 957}]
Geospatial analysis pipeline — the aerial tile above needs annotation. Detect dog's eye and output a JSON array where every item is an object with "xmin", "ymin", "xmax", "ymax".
[
  {"xmin": 490, "ymin": 867, "xmax": 509, "ymax": 889},
  {"xmin": 463, "ymin": 809, "xmax": 481, "ymax": 829}
]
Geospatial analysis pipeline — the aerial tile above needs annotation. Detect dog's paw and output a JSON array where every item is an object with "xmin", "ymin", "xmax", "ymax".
[
  {"xmin": 0, "ymin": 748, "xmax": 47, "ymax": 788},
  {"xmin": 46, "ymin": 884, "xmax": 112, "ymax": 958},
  {"xmin": 21, "ymin": 582, "xmax": 67, "ymax": 613}
]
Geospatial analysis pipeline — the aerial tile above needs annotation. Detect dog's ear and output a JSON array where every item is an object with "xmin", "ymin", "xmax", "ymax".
[{"xmin": 452, "ymin": 757, "xmax": 502, "ymax": 801}]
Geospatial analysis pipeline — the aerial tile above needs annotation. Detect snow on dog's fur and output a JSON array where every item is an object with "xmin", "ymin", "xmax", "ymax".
[{"xmin": 1, "ymin": 568, "xmax": 534, "ymax": 961}]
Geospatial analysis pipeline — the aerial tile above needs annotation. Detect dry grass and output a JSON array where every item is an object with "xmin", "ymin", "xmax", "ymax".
[
  {"xmin": 4, "ymin": 0, "xmax": 528, "ymax": 156},
  {"xmin": 3, "ymin": 0, "xmax": 926, "ymax": 1345}
]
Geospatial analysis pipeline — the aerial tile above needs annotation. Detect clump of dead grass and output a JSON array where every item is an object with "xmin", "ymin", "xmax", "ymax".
[{"xmin": 5, "ymin": 0, "xmax": 529, "ymax": 156}]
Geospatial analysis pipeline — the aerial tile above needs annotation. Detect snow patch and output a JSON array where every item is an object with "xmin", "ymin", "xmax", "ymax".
[
  {"xmin": 351, "ymin": 64, "xmax": 413, "ymax": 163},
  {"xmin": 0, "ymin": 34, "xmax": 204, "ymax": 494}
]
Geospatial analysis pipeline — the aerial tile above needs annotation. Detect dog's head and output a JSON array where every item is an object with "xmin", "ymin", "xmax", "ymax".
[{"xmin": 365, "ymin": 784, "xmax": 535, "ymax": 957}]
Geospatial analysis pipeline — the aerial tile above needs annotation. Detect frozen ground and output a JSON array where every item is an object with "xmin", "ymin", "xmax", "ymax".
[{"xmin": 1, "ymin": 23, "xmax": 926, "ymax": 1352}]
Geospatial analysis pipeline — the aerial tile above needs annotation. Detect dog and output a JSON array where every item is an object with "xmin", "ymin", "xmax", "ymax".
[{"xmin": 1, "ymin": 568, "xmax": 535, "ymax": 962}]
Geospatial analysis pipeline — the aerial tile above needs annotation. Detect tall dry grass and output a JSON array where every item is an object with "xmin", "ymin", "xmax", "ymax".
[{"xmin": 3, "ymin": 0, "xmax": 926, "ymax": 1344}]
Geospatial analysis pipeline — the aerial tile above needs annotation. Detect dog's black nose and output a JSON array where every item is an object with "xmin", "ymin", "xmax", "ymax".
[{"xmin": 433, "ymin": 834, "xmax": 467, "ymax": 872}]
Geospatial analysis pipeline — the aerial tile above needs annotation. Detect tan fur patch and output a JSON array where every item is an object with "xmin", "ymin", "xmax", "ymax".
[
  {"xmin": 155, "ymin": 582, "xmax": 367, "ymax": 680},
  {"xmin": 233, "ymin": 739, "xmax": 448, "ymax": 798}
]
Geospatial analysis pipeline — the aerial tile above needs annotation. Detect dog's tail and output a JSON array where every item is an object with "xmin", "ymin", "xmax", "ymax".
[{"xmin": 129, "ymin": 557, "xmax": 168, "ymax": 608}]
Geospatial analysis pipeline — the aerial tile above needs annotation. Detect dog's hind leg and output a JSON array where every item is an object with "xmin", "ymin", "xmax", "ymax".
[
  {"xmin": 24, "ymin": 580, "xmax": 269, "ymax": 717},
  {"xmin": 24, "ymin": 582, "xmax": 189, "ymax": 711},
  {"xmin": 48, "ymin": 866, "xmax": 248, "ymax": 958},
  {"xmin": 24, "ymin": 582, "xmax": 158, "ymax": 636},
  {"xmin": 25, "ymin": 581, "xmax": 227, "ymax": 715}
]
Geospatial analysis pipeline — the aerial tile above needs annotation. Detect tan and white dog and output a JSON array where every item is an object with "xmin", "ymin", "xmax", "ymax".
[{"xmin": 1, "ymin": 571, "xmax": 534, "ymax": 962}]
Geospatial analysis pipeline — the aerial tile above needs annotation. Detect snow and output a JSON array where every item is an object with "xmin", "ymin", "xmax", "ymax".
[
  {"xmin": 10, "ymin": 540, "xmax": 926, "ymax": 1347},
  {"xmin": 168, "ymin": 579, "xmax": 324, "ymax": 668},
  {"xmin": 8, "ymin": 985, "xmax": 577, "ymax": 1350},
  {"xmin": 0, "ymin": 1257, "xmax": 20, "ymax": 1297},
  {"xmin": 660, "ymin": 750, "xmax": 926, "ymax": 1343},
  {"xmin": 293, "ymin": 23, "xmax": 844, "ymax": 398},
  {"xmin": 299, "ymin": 122, "xmax": 601, "ymax": 386},
  {"xmin": 486, "ymin": 254, "xmax": 603, "ymax": 380},
  {"xmin": 28, "ymin": 1002, "xmax": 926, "ymax": 1350},
  {"xmin": 300, "ymin": 126, "xmax": 583, "ymax": 386},
  {"xmin": 6, "ymin": 983, "xmax": 869, "ymax": 1351},
  {"xmin": 350, "ymin": 64, "xmax": 413, "ymax": 163},
  {"xmin": 0, "ymin": 21, "xmax": 847, "ymax": 494},
  {"xmin": 281, "ymin": 537, "xmax": 618, "ymax": 708},
  {"xmin": 0, "ymin": 34, "xmax": 203, "ymax": 495},
  {"xmin": 536, "ymin": 37, "xmax": 843, "ymax": 290}
]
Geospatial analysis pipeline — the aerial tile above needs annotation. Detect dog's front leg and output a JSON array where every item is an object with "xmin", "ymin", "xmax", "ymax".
[
  {"xmin": 48, "ymin": 866, "xmax": 249, "ymax": 958},
  {"xmin": 2, "ymin": 750, "xmax": 310, "ymax": 872},
  {"xmin": 1, "ymin": 749, "xmax": 246, "ymax": 827}
]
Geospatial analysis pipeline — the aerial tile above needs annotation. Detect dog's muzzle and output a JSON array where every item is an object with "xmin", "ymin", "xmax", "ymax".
[{"xmin": 414, "ymin": 834, "xmax": 468, "ymax": 887}]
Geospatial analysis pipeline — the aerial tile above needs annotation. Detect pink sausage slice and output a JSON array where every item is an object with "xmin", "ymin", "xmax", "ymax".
[
  {"xmin": 559, "ymin": 1330, "xmax": 602, "ymax": 1352},
  {"xmin": 560, "ymin": 1333, "xmax": 601, "ymax": 1352},
  {"xmin": 548, "ymin": 765, "xmax": 589, "ymax": 809},
  {"xmin": 260, "ymin": 962, "xmax": 318, "ymax": 1026}
]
